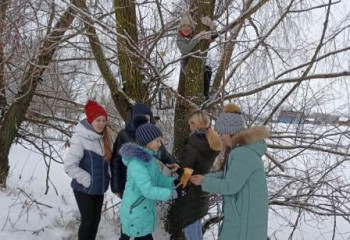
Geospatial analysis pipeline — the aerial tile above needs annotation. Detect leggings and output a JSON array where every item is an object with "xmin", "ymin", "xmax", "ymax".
[
  {"xmin": 73, "ymin": 190, "xmax": 104, "ymax": 240},
  {"xmin": 119, "ymin": 231, "xmax": 153, "ymax": 240},
  {"xmin": 204, "ymin": 65, "xmax": 212, "ymax": 99}
]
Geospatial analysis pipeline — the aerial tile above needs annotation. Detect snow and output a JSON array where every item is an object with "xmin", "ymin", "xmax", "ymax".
[
  {"xmin": 0, "ymin": 145, "xmax": 185, "ymax": 239},
  {"xmin": 1, "ymin": 144, "xmax": 119, "ymax": 240},
  {"xmin": 1, "ymin": 142, "xmax": 350, "ymax": 239}
]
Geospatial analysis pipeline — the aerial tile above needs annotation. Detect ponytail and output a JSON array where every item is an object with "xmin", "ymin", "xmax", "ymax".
[
  {"xmin": 103, "ymin": 127, "xmax": 112, "ymax": 162},
  {"xmin": 188, "ymin": 110, "xmax": 222, "ymax": 152},
  {"xmin": 207, "ymin": 128, "xmax": 222, "ymax": 152}
]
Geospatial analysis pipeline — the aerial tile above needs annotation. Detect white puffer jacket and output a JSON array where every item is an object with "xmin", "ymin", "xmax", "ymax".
[{"xmin": 64, "ymin": 119, "xmax": 110, "ymax": 195}]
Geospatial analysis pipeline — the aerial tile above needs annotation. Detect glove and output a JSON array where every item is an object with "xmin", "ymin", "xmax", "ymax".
[
  {"xmin": 201, "ymin": 16, "xmax": 214, "ymax": 30},
  {"xmin": 171, "ymin": 189, "xmax": 178, "ymax": 199},
  {"xmin": 195, "ymin": 31, "xmax": 211, "ymax": 40},
  {"xmin": 176, "ymin": 187, "xmax": 187, "ymax": 198}
]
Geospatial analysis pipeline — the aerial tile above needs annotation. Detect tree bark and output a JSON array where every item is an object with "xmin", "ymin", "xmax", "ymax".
[
  {"xmin": 75, "ymin": 0, "xmax": 131, "ymax": 120},
  {"xmin": 173, "ymin": 0, "xmax": 216, "ymax": 160},
  {"xmin": 0, "ymin": 0, "xmax": 10, "ymax": 122},
  {"xmin": 114, "ymin": 0, "xmax": 146, "ymax": 103},
  {"xmin": 0, "ymin": 1, "xmax": 76, "ymax": 187},
  {"xmin": 171, "ymin": 1, "xmax": 216, "ymax": 239}
]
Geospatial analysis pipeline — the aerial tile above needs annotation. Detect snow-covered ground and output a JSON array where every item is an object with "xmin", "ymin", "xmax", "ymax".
[{"xmin": 1, "ymin": 143, "xmax": 350, "ymax": 239}]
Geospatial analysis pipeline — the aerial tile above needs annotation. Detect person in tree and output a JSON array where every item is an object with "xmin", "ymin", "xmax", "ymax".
[
  {"xmin": 118, "ymin": 116, "xmax": 178, "ymax": 240},
  {"xmin": 64, "ymin": 100, "xmax": 112, "ymax": 240},
  {"xmin": 190, "ymin": 103, "xmax": 269, "ymax": 240},
  {"xmin": 166, "ymin": 110, "xmax": 222, "ymax": 240},
  {"xmin": 110, "ymin": 103, "xmax": 180, "ymax": 199},
  {"xmin": 177, "ymin": 14, "xmax": 215, "ymax": 99}
]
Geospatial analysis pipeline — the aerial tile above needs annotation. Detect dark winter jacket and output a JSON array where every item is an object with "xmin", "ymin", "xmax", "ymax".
[
  {"xmin": 64, "ymin": 119, "xmax": 110, "ymax": 195},
  {"xmin": 119, "ymin": 143, "xmax": 174, "ymax": 237},
  {"xmin": 168, "ymin": 129, "xmax": 221, "ymax": 230},
  {"xmin": 110, "ymin": 103, "xmax": 177, "ymax": 195}
]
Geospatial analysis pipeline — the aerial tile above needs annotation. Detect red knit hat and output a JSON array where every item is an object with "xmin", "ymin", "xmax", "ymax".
[{"xmin": 85, "ymin": 100, "xmax": 108, "ymax": 123}]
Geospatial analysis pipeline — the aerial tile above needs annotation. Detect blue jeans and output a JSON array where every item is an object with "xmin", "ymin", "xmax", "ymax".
[{"xmin": 184, "ymin": 219, "xmax": 203, "ymax": 240}]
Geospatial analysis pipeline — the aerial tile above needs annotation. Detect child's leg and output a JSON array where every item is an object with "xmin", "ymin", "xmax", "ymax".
[
  {"xmin": 204, "ymin": 65, "xmax": 212, "ymax": 99},
  {"xmin": 119, "ymin": 231, "xmax": 130, "ymax": 240},
  {"xmin": 184, "ymin": 219, "xmax": 203, "ymax": 240},
  {"xmin": 135, "ymin": 234, "xmax": 153, "ymax": 240}
]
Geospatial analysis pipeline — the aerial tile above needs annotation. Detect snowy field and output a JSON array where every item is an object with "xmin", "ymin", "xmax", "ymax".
[{"xmin": 1, "ymin": 140, "xmax": 350, "ymax": 240}]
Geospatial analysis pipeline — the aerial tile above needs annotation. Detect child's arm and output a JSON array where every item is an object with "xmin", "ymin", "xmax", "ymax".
[
  {"xmin": 64, "ymin": 136, "xmax": 91, "ymax": 188},
  {"xmin": 201, "ymin": 148, "xmax": 258, "ymax": 195},
  {"xmin": 205, "ymin": 170, "xmax": 224, "ymax": 179},
  {"xmin": 157, "ymin": 173, "xmax": 175, "ymax": 189},
  {"xmin": 129, "ymin": 160, "xmax": 172, "ymax": 201},
  {"xmin": 176, "ymin": 35, "xmax": 200, "ymax": 55}
]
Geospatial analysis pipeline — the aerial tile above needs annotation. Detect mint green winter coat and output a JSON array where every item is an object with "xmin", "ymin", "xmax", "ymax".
[
  {"xmin": 202, "ymin": 126, "xmax": 269, "ymax": 240},
  {"xmin": 119, "ymin": 143, "xmax": 174, "ymax": 237}
]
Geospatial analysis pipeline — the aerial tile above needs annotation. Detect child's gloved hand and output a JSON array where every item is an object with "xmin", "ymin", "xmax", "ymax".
[
  {"xmin": 201, "ymin": 16, "xmax": 214, "ymax": 30},
  {"xmin": 195, "ymin": 31, "xmax": 211, "ymax": 40},
  {"xmin": 171, "ymin": 189, "xmax": 178, "ymax": 199},
  {"xmin": 177, "ymin": 188, "xmax": 187, "ymax": 198}
]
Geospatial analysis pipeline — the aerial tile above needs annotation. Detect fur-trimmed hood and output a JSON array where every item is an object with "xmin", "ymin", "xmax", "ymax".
[
  {"xmin": 230, "ymin": 125, "xmax": 270, "ymax": 147},
  {"xmin": 119, "ymin": 142, "xmax": 154, "ymax": 165}
]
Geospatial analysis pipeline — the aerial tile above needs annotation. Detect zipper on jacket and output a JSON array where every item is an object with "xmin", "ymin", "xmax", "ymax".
[
  {"xmin": 88, "ymin": 151, "xmax": 94, "ymax": 194},
  {"xmin": 98, "ymin": 139, "xmax": 105, "ymax": 194},
  {"xmin": 129, "ymin": 196, "xmax": 146, "ymax": 214}
]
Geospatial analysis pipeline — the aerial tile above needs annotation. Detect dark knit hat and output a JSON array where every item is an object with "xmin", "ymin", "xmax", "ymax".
[
  {"xmin": 214, "ymin": 103, "xmax": 246, "ymax": 135},
  {"xmin": 133, "ymin": 115, "xmax": 162, "ymax": 145},
  {"xmin": 85, "ymin": 100, "xmax": 108, "ymax": 123}
]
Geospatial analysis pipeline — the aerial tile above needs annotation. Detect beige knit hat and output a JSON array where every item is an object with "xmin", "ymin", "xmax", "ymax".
[{"xmin": 179, "ymin": 14, "xmax": 196, "ymax": 29}]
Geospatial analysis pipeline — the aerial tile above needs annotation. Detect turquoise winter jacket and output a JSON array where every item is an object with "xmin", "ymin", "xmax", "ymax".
[
  {"xmin": 202, "ymin": 126, "xmax": 270, "ymax": 240},
  {"xmin": 119, "ymin": 143, "xmax": 174, "ymax": 237}
]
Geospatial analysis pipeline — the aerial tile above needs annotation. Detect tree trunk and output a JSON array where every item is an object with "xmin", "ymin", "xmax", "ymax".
[
  {"xmin": 0, "ymin": 2, "xmax": 76, "ymax": 187},
  {"xmin": 0, "ymin": 0, "xmax": 10, "ymax": 122},
  {"xmin": 173, "ymin": 0, "xmax": 216, "ymax": 159},
  {"xmin": 114, "ymin": 0, "xmax": 146, "ymax": 103},
  {"xmin": 171, "ymin": 1, "xmax": 216, "ymax": 239},
  {"xmin": 75, "ymin": 0, "xmax": 131, "ymax": 120}
]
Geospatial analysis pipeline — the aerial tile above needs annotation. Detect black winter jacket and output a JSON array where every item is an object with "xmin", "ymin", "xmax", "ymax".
[{"xmin": 167, "ymin": 129, "xmax": 220, "ymax": 232}]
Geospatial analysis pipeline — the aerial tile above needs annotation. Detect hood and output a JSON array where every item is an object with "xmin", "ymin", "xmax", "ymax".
[
  {"xmin": 132, "ymin": 103, "xmax": 154, "ymax": 123},
  {"xmin": 231, "ymin": 126, "xmax": 270, "ymax": 157},
  {"xmin": 125, "ymin": 103, "xmax": 154, "ymax": 136},
  {"xmin": 119, "ymin": 142, "xmax": 154, "ymax": 164},
  {"xmin": 74, "ymin": 119, "xmax": 103, "ymax": 140}
]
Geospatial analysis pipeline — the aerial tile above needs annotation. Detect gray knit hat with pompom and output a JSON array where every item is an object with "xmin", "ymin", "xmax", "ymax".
[{"xmin": 214, "ymin": 103, "xmax": 246, "ymax": 135}]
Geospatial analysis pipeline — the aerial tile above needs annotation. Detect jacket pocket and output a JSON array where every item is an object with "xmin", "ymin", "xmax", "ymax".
[
  {"xmin": 129, "ymin": 196, "xmax": 146, "ymax": 214},
  {"xmin": 129, "ymin": 201, "xmax": 154, "ymax": 236}
]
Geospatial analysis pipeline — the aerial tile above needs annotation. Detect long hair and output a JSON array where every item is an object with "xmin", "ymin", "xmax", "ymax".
[
  {"xmin": 102, "ymin": 127, "xmax": 112, "ymax": 162},
  {"xmin": 188, "ymin": 110, "xmax": 222, "ymax": 151},
  {"xmin": 218, "ymin": 103, "xmax": 242, "ymax": 170}
]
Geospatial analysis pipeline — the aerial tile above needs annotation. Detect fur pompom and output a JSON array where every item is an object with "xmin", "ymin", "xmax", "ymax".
[
  {"xmin": 223, "ymin": 103, "xmax": 241, "ymax": 114},
  {"xmin": 133, "ymin": 114, "xmax": 149, "ymax": 129}
]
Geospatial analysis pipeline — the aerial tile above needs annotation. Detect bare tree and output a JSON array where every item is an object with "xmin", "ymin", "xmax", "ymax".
[
  {"xmin": 0, "ymin": 0, "xmax": 349, "ymax": 239},
  {"xmin": 0, "ymin": 0, "xmax": 77, "ymax": 187},
  {"xmin": 0, "ymin": 0, "xmax": 10, "ymax": 120}
]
